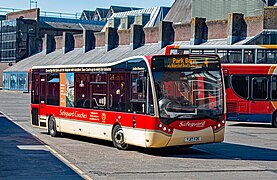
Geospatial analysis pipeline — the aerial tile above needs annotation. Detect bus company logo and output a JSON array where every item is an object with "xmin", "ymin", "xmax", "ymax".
[
  {"xmin": 101, "ymin": 113, "xmax": 106, "ymax": 121},
  {"xmin": 179, "ymin": 121, "xmax": 206, "ymax": 128},
  {"xmin": 60, "ymin": 109, "xmax": 87, "ymax": 119}
]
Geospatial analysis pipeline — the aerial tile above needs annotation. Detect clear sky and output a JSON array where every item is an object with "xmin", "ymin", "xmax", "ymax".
[{"xmin": 0, "ymin": 0, "xmax": 175, "ymax": 14}]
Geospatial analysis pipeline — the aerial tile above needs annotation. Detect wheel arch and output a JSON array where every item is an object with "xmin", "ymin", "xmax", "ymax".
[
  {"xmin": 271, "ymin": 110, "xmax": 277, "ymax": 127},
  {"xmin": 47, "ymin": 114, "xmax": 55, "ymax": 127},
  {"xmin": 47, "ymin": 114, "xmax": 54, "ymax": 122}
]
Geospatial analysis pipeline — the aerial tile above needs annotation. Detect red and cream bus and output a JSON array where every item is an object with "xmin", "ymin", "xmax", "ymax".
[
  {"xmin": 165, "ymin": 44, "xmax": 277, "ymax": 127},
  {"xmin": 31, "ymin": 54, "xmax": 226, "ymax": 150}
]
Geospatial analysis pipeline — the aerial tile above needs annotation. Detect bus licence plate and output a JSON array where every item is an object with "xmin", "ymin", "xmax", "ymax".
[{"xmin": 184, "ymin": 137, "xmax": 201, "ymax": 142}]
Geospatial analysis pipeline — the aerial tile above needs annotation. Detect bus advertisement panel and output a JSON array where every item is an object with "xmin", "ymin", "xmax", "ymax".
[{"xmin": 30, "ymin": 55, "xmax": 226, "ymax": 150}]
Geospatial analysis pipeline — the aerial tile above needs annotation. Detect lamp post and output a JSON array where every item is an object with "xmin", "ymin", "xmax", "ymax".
[{"xmin": 30, "ymin": 0, "xmax": 38, "ymax": 9}]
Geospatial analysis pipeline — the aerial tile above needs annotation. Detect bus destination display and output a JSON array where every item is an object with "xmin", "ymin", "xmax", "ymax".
[{"xmin": 152, "ymin": 55, "xmax": 220, "ymax": 71}]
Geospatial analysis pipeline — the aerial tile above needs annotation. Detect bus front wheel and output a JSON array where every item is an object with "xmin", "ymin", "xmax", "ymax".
[
  {"xmin": 112, "ymin": 124, "xmax": 130, "ymax": 150},
  {"xmin": 48, "ymin": 116, "xmax": 60, "ymax": 137},
  {"xmin": 272, "ymin": 112, "xmax": 277, "ymax": 128}
]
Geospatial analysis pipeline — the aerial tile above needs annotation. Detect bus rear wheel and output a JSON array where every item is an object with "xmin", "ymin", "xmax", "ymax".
[
  {"xmin": 48, "ymin": 116, "xmax": 60, "ymax": 137},
  {"xmin": 272, "ymin": 112, "xmax": 277, "ymax": 128},
  {"xmin": 112, "ymin": 125, "xmax": 130, "ymax": 150}
]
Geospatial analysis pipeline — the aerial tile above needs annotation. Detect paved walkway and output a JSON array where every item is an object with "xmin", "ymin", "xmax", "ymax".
[{"xmin": 0, "ymin": 113, "xmax": 82, "ymax": 179}]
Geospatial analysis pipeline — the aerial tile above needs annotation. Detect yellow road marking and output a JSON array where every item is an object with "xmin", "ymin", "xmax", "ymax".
[{"xmin": 45, "ymin": 145, "xmax": 93, "ymax": 180}]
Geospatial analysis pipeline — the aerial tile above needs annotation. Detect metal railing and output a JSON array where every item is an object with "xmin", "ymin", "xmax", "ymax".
[
  {"xmin": 40, "ymin": 11, "xmax": 81, "ymax": 19},
  {"xmin": 0, "ymin": 7, "xmax": 82, "ymax": 19},
  {"xmin": 0, "ymin": 7, "xmax": 23, "ymax": 15}
]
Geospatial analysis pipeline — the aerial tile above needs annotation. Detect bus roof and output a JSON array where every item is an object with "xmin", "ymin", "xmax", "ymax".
[
  {"xmin": 222, "ymin": 64, "xmax": 277, "ymax": 75},
  {"xmin": 32, "ymin": 54, "xmax": 221, "ymax": 71},
  {"xmin": 32, "ymin": 56, "xmax": 149, "ymax": 70},
  {"xmin": 167, "ymin": 44, "xmax": 277, "ymax": 50}
]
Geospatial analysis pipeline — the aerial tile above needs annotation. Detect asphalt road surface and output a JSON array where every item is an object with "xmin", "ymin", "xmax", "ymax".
[{"xmin": 0, "ymin": 91, "xmax": 276, "ymax": 180}]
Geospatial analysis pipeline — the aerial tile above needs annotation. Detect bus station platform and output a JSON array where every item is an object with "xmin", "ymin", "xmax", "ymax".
[{"xmin": 0, "ymin": 113, "xmax": 82, "ymax": 179}]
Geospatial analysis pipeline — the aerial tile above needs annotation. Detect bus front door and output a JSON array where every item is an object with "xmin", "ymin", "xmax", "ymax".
[
  {"xmin": 129, "ymin": 72, "xmax": 147, "ymax": 146},
  {"xmin": 39, "ymin": 75, "xmax": 47, "ymax": 124}
]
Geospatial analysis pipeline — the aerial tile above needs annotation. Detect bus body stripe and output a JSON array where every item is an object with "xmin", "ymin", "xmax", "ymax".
[
  {"xmin": 227, "ymin": 113, "xmax": 272, "ymax": 123},
  {"xmin": 268, "ymin": 66, "xmax": 276, "ymax": 75}
]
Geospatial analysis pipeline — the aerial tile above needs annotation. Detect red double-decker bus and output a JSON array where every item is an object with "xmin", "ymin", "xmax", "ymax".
[
  {"xmin": 165, "ymin": 44, "xmax": 277, "ymax": 127},
  {"xmin": 222, "ymin": 64, "xmax": 277, "ymax": 127},
  {"xmin": 31, "ymin": 54, "xmax": 226, "ymax": 150}
]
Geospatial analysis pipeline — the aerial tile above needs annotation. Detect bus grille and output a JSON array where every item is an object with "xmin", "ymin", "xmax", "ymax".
[{"xmin": 227, "ymin": 102, "xmax": 237, "ymax": 113}]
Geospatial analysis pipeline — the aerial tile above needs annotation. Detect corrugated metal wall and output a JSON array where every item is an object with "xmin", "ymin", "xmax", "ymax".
[{"xmin": 192, "ymin": 0, "xmax": 265, "ymax": 21}]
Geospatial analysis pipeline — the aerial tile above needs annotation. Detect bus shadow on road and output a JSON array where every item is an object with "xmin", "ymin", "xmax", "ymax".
[
  {"xmin": 137, "ymin": 143, "xmax": 277, "ymax": 161},
  {"xmin": 137, "ymin": 146, "xmax": 210, "ymax": 157},
  {"xmin": 57, "ymin": 133, "xmax": 277, "ymax": 162},
  {"xmin": 228, "ymin": 122, "xmax": 274, "ymax": 128},
  {"xmin": 60, "ymin": 133, "xmax": 115, "ymax": 148}
]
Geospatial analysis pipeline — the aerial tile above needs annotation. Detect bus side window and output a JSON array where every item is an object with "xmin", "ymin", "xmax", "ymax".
[
  {"xmin": 231, "ymin": 75, "xmax": 249, "ymax": 99},
  {"xmin": 75, "ymin": 73, "xmax": 90, "ymax": 108},
  {"xmin": 131, "ymin": 74, "xmax": 146, "ymax": 114},
  {"xmin": 244, "ymin": 50, "xmax": 255, "ymax": 64},
  {"xmin": 217, "ymin": 50, "xmax": 228, "ymax": 63},
  {"xmin": 229, "ymin": 50, "xmax": 242, "ymax": 63},
  {"xmin": 271, "ymin": 76, "xmax": 277, "ymax": 100},
  {"xmin": 252, "ymin": 77, "xmax": 268, "ymax": 100},
  {"xmin": 46, "ymin": 73, "xmax": 60, "ymax": 106},
  {"xmin": 108, "ymin": 73, "xmax": 128, "ymax": 112},
  {"xmin": 90, "ymin": 73, "xmax": 107, "ymax": 110}
]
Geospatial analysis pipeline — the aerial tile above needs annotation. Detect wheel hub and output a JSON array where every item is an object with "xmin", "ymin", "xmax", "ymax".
[
  {"xmin": 49, "ymin": 119, "xmax": 55, "ymax": 134},
  {"xmin": 114, "ymin": 130, "xmax": 124, "ymax": 144}
]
